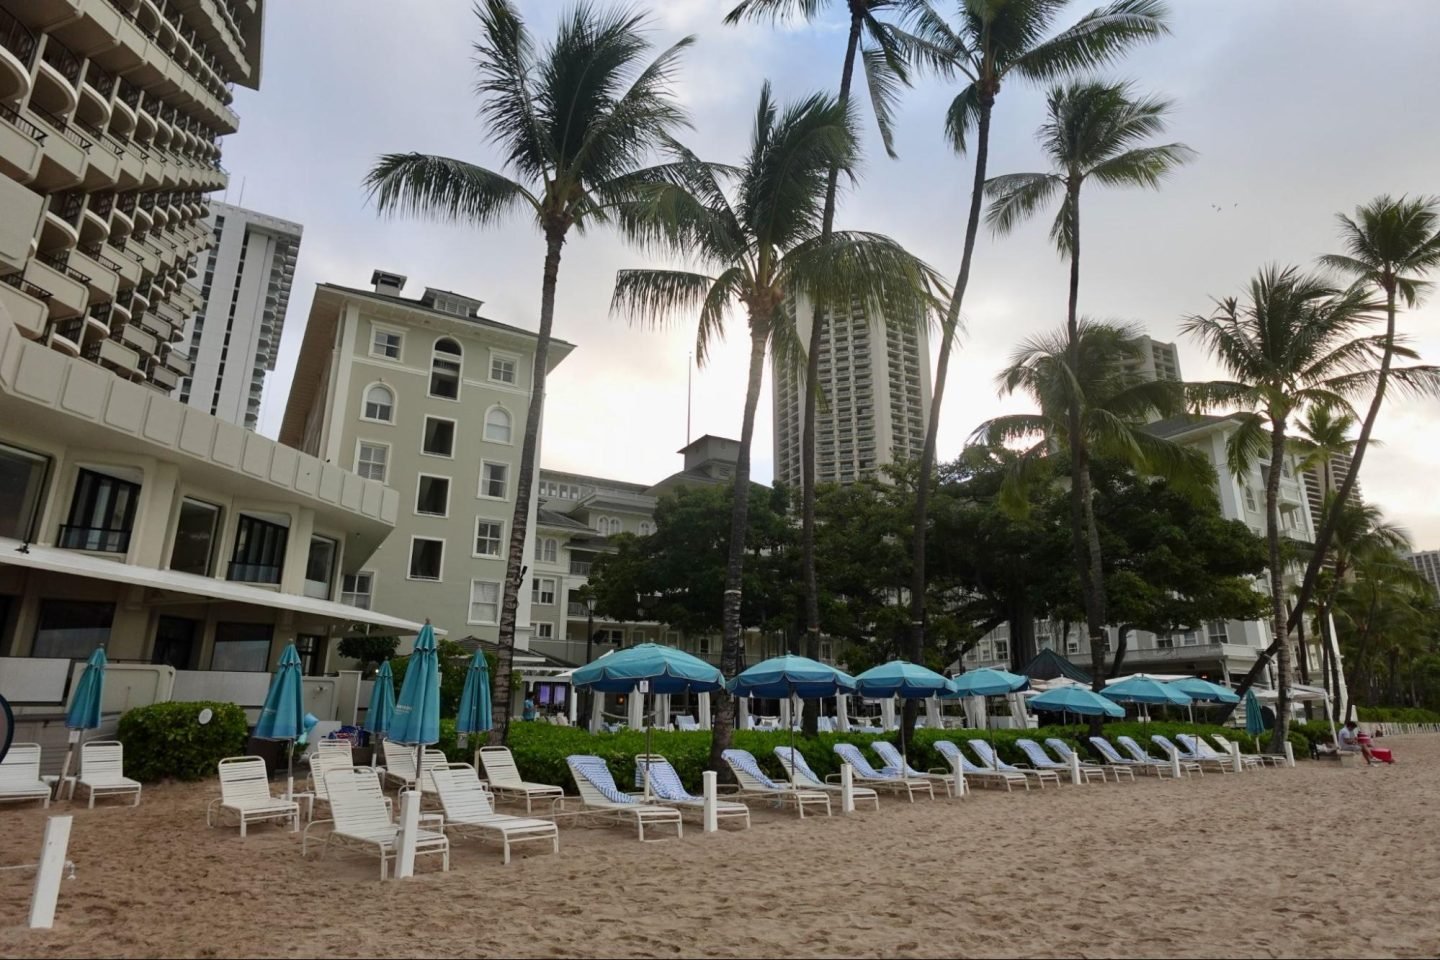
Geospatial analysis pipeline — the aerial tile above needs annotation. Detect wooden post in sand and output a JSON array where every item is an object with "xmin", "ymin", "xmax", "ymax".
[
  {"xmin": 29, "ymin": 816, "xmax": 71, "ymax": 929},
  {"xmin": 1228, "ymin": 741, "xmax": 1242, "ymax": 774},
  {"xmin": 396, "ymin": 790, "xmax": 420, "ymax": 879},
  {"xmin": 1164, "ymin": 742, "xmax": 1182, "ymax": 779},
  {"xmin": 950, "ymin": 753, "xmax": 967, "ymax": 798},
  {"xmin": 840, "ymin": 763, "xmax": 856, "ymax": 813},
  {"xmin": 702, "ymin": 771, "xmax": 718, "ymax": 833},
  {"xmin": 1283, "ymin": 742, "xmax": 1295, "ymax": 767},
  {"xmin": 1068, "ymin": 750, "xmax": 1081, "ymax": 786}
]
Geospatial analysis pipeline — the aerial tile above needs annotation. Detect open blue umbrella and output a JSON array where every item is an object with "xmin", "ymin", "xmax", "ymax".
[
  {"xmin": 855, "ymin": 661, "xmax": 951, "ymax": 774},
  {"xmin": 1168, "ymin": 677, "xmax": 1240, "ymax": 704},
  {"xmin": 365, "ymin": 659, "xmax": 396, "ymax": 739},
  {"xmin": 456, "ymin": 649, "xmax": 493, "ymax": 739},
  {"xmin": 255, "ymin": 643, "xmax": 305, "ymax": 797},
  {"xmin": 1101, "ymin": 675, "xmax": 1192, "ymax": 706},
  {"xmin": 731, "ymin": 654, "xmax": 855, "ymax": 765},
  {"xmin": 58, "ymin": 647, "xmax": 106, "ymax": 797},
  {"xmin": 392, "ymin": 623, "xmax": 442, "ymax": 788},
  {"xmin": 945, "ymin": 667, "xmax": 1028, "ymax": 698},
  {"xmin": 1029, "ymin": 685, "xmax": 1125, "ymax": 718}
]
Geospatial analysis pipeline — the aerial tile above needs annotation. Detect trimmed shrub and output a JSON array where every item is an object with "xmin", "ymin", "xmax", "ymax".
[
  {"xmin": 1356, "ymin": 706, "xmax": 1440, "ymax": 724},
  {"xmin": 116, "ymin": 700, "xmax": 249, "ymax": 782}
]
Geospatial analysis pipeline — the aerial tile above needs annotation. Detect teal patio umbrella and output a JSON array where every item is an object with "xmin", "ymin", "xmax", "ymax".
[
  {"xmin": 255, "ymin": 643, "xmax": 306, "ymax": 798},
  {"xmin": 364, "ymin": 659, "xmax": 397, "ymax": 746},
  {"xmin": 1167, "ymin": 677, "xmax": 1239, "ymax": 724},
  {"xmin": 391, "ymin": 622, "xmax": 442, "ymax": 790},
  {"xmin": 944, "ymin": 667, "xmax": 1030, "ymax": 762},
  {"xmin": 58, "ymin": 646, "xmax": 107, "ymax": 798},
  {"xmin": 1101, "ymin": 674, "xmax": 1191, "ymax": 723},
  {"xmin": 456, "ymin": 649, "xmax": 493, "ymax": 741},
  {"xmin": 1244, "ymin": 688, "xmax": 1267, "ymax": 738},
  {"xmin": 730, "ymin": 654, "xmax": 855, "ymax": 771},
  {"xmin": 855, "ymin": 661, "xmax": 950, "ymax": 774},
  {"xmin": 1029, "ymin": 685, "xmax": 1126, "ymax": 719}
]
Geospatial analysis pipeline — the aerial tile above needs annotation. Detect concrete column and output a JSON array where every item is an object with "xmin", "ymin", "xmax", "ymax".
[
  {"xmin": 697, "ymin": 692, "xmax": 711, "ymax": 730},
  {"xmin": 395, "ymin": 790, "xmax": 420, "ymax": 879},
  {"xmin": 702, "ymin": 771, "xmax": 718, "ymax": 833},
  {"xmin": 840, "ymin": 763, "xmax": 855, "ymax": 814},
  {"xmin": 279, "ymin": 508, "xmax": 315, "ymax": 596},
  {"xmin": 737, "ymin": 695, "xmax": 750, "ymax": 730},
  {"xmin": 626, "ymin": 689, "xmax": 643, "ymax": 729},
  {"xmin": 835, "ymin": 693, "xmax": 850, "ymax": 733}
]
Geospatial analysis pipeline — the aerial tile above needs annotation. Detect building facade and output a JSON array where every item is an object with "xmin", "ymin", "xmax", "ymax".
[
  {"xmin": 279, "ymin": 271, "xmax": 574, "ymax": 652},
  {"xmin": 177, "ymin": 199, "xmax": 300, "ymax": 429},
  {"xmin": 1301, "ymin": 450, "xmax": 1361, "ymax": 529},
  {"xmin": 1407, "ymin": 549, "xmax": 1440, "ymax": 598},
  {"xmin": 773, "ymin": 295, "xmax": 931, "ymax": 487},
  {"xmin": 0, "ymin": 0, "xmax": 255, "ymax": 399},
  {"xmin": 1122, "ymin": 335, "xmax": 1182, "ymax": 384}
]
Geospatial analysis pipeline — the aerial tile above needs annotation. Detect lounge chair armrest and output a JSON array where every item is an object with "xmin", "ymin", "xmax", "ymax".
[
  {"xmin": 419, "ymin": 813, "xmax": 444, "ymax": 829},
  {"xmin": 824, "ymin": 774, "xmax": 843, "ymax": 785}
]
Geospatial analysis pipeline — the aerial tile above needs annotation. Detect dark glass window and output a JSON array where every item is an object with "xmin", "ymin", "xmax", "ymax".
[
  {"xmin": 0, "ymin": 443, "xmax": 50, "ymax": 542},
  {"xmin": 409, "ymin": 538, "xmax": 443, "ymax": 580},
  {"xmin": 60, "ymin": 469, "xmax": 140, "ymax": 553},
  {"xmin": 170, "ymin": 498, "xmax": 220, "ymax": 576},
  {"xmin": 415, "ymin": 476, "xmax": 449, "ymax": 516},
  {"xmin": 305, "ymin": 536, "xmax": 336, "ymax": 599},
  {"xmin": 211, "ymin": 621, "xmax": 273, "ymax": 672},
  {"xmin": 229, "ymin": 515, "xmax": 288, "ymax": 584},
  {"xmin": 152, "ymin": 615, "xmax": 199, "ymax": 670},
  {"xmin": 33, "ymin": 600, "xmax": 114, "ymax": 659},
  {"xmin": 422, "ymin": 417, "xmax": 455, "ymax": 457},
  {"xmin": 429, "ymin": 339, "xmax": 461, "ymax": 399}
]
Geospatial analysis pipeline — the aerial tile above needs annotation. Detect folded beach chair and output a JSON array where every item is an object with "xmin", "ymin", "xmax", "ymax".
[
  {"xmin": 1177, "ymin": 733, "xmax": 1261, "ymax": 770},
  {"xmin": 832, "ymin": 743, "xmax": 934, "ymax": 802},
  {"xmin": 967, "ymin": 740, "xmax": 1062, "ymax": 789},
  {"xmin": 817, "ymin": 716, "xmax": 835, "ymax": 733},
  {"xmin": 774, "ymin": 746, "xmax": 880, "ymax": 810},
  {"xmin": 675, "ymin": 715, "xmax": 700, "ymax": 732},
  {"xmin": 1210, "ymin": 734, "xmax": 1286, "ymax": 767},
  {"xmin": 76, "ymin": 741, "xmax": 141, "ymax": 807},
  {"xmin": 0, "ymin": 743, "xmax": 52, "ymax": 807},
  {"xmin": 933, "ymin": 740, "xmax": 1029, "ymax": 791},
  {"xmin": 478, "ymin": 746, "xmax": 566, "ymax": 814},
  {"xmin": 1044, "ymin": 738, "xmax": 1135, "ymax": 782},
  {"xmin": 1016, "ymin": 739, "xmax": 1105, "ymax": 785},
  {"xmin": 208, "ymin": 756, "xmax": 299, "ymax": 836},
  {"xmin": 721, "ymin": 749, "xmax": 831, "ymax": 818},
  {"xmin": 632, "ymin": 755, "xmax": 750, "ymax": 829},
  {"xmin": 869, "ymin": 742, "xmax": 955, "ymax": 799},
  {"xmin": 1152, "ymin": 734, "xmax": 1231, "ymax": 774},
  {"xmin": 1088, "ymin": 737, "xmax": 1172, "ymax": 777},
  {"xmin": 1115, "ymin": 735, "xmax": 1200, "ymax": 777},
  {"xmin": 566, "ymin": 755, "xmax": 683, "ymax": 841},
  {"xmin": 306, "ymin": 767, "xmax": 448, "ymax": 879},
  {"xmin": 431, "ymin": 764, "xmax": 560, "ymax": 864}
]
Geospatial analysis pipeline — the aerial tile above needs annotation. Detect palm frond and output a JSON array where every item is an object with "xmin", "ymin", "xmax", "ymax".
[
  {"xmin": 983, "ymin": 171, "xmax": 1062, "ymax": 237},
  {"xmin": 1088, "ymin": 143, "xmax": 1196, "ymax": 189},
  {"xmin": 783, "ymin": 230, "xmax": 946, "ymax": 335},
  {"xmin": 472, "ymin": 0, "xmax": 550, "ymax": 179},
  {"xmin": 944, "ymin": 82, "xmax": 984, "ymax": 156},
  {"xmin": 1013, "ymin": 0, "xmax": 1170, "ymax": 80},
  {"xmin": 1223, "ymin": 413, "xmax": 1269, "ymax": 478},
  {"xmin": 363, "ymin": 153, "xmax": 537, "ymax": 224},
  {"xmin": 611, "ymin": 267, "xmax": 720, "ymax": 335},
  {"xmin": 860, "ymin": 41, "xmax": 906, "ymax": 159},
  {"xmin": 722, "ymin": 0, "xmax": 821, "ymax": 25}
]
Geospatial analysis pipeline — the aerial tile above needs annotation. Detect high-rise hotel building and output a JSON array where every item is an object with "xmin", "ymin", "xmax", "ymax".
[
  {"xmin": 178, "ymin": 200, "xmax": 301, "ymax": 429},
  {"xmin": 773, "ymin": 295, "xmax": 932, "ymax": 487},
  {"xmin": 0, "ymin": 0, "xmax": 257, "ymax": 395}
]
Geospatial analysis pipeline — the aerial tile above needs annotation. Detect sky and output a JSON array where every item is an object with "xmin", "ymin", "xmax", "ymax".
[{"xmin": 231, "ymin": 0, "xmax": 1440, "ymax": 548}]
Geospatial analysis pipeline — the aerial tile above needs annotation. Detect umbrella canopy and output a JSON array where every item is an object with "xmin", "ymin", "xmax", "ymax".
[
  {"xmin": 391, "ymin": 623, "xmax": 441, "ymax": 747},
  {"xmin": 1168, "ymin": 677, "xmax": 1240, "ymax": 704},
  {"xmin": 456, "ymin": 649, "xmax": 493, "ymax": 735},
  {"xmin": 1029, "ymin": 685, "xmax": 1126, "ymax": 718},
  {"xmin": 65, "ymin": 647, "xmax": 107, "ymax": 731},
  {"xmin": 1244, "ymin": 688, "xmax": 1266, "ymax": 737},
  {"xmin": 729, "ymin": 655, "xmax": 855, "ymax": 699},
  {"xmin": 854, "ymin": 660, "xmax": 950, "ymax": 699},
  {"xmin": 1101, "ymin": 674, "xmax": 1192, "ymax": 706},
  {"xmin": 364, "ymin": 660, "xmax": 396, "ymax": 735},
  {"xmin": 254, "ymin": 644, "xmax": 305, "ymax": 741},
  {"xmin": 945, "ymin": 667, "xmax": 1028, "ymax": 698},
  {"xmin": 571, "ymin": 643, "xmax": 724, "ymax": 694}
]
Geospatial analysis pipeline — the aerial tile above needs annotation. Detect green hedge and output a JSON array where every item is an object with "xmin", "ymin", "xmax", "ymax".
[
  {"xmin": 1356, "ymin": 706, "xmax": 1440, "ymax": 724},
  {"xmin": 116, "ymin": 701, "xmax": 249, "ymax": 782}
]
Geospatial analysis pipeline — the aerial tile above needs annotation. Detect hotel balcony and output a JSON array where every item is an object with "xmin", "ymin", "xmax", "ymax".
[
  {"xmin": 0, "ymin": 7, "xmax": 37, "ymax": 105},
  {"xmin": 25, "ymin": 255, "xmax": 87, "ymax": 320},
  {"xmin": 0, "ymin": 273, "xmax": 51, "ymax": 340}
]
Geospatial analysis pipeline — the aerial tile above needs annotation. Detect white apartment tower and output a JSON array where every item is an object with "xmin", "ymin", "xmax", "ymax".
[
  {"xmin": 1124, "ymin": 336, "xmax": 1182, "ymax": 383},
  {"xmin": 177, "ymin": 201, "xmax": 301, "ymax": 429},
  {"xmin": 773, "ymin": 295, "xmax": 931, "ymax": 487},
  {"xmin": 1407, "ymin": 549, "xmax": 1440, "ymax": 598}
]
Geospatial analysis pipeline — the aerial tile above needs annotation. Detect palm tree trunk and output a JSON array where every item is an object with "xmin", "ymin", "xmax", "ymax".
[
  {"xmin": 1265, "ymin": 417, "xmax": 1292, "ymax": 752},
  {"xmin": 492, "ymin": 228, "xmax": 563, "ymax": 743},
  {"xmin": 906, "ymin": 94, "xmax": 994, "ymax": 708},
  {"xmin": 1109, "ymin": 624, "xmax": 1134, "ymax": 678},
  {"xmin": 708, "ymin": 320, "xmax": 771, "ymax": 772},
  {"xmin": 798, "ymin": 12, "xmax": 864, "ymax": 737}
]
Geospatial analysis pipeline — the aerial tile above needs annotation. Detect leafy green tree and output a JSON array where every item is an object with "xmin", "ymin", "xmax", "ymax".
[
  {"xmin": 610, "ymin": 84, "xmax": 938, "ymax": 770},
  {"xmin": 336, "ymin": 634, "xmax": 398, "ymax": 678},
  {"xmin": 364, "ymin": 1, "xmax": 693, "ymax": 740},
  {"xmin": 982, "ymin": 80, "xmax": 1192, "ymax": 702}
]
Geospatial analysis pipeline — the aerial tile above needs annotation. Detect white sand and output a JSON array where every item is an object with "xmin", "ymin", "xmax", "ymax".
[{"xmin": 0, "ymin": 737, "xmax": 1436, "ymax": 958}]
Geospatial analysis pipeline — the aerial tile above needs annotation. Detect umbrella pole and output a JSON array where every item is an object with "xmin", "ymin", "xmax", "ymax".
[
  {"xmin": 287, "ymin": 739, "xmax": 295, "ymax": 801},
  {"xmin": 642, "ymin": 683, "xmax": 652, "ymax": 801},
  {"xmin": 55, "ymin": 739, "xmax": 76, "ymax": 801}
]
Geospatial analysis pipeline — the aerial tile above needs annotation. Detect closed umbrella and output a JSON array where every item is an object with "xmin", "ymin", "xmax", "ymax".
[
  {"xmin": 456, "ymin": 649, "xmax": 493, "ymax": 742},
  {"xmin": 365, "ymin": 660, "xmax": 397, "ymax": 738},
  {"xmin": 254, "ymin": 643, "xmax": 305, "ymax": 798},
  {"xmin": 730, "ymin": 654, "xmax": 855, "ymax": 772},
  {"xmin": 391, "ymin": 622, "xmax": 442, "ymax": 790},
  {"xmin": 854, "ymin": 661, "xmax": 950, "ymax": 774},
  {"xmin": 58, "ymin": 646, "xmax": 106, "ymax": 798},
  {"xmin": 1244, "ymin": 689, "xmax": 1266, "ymax": 738}
]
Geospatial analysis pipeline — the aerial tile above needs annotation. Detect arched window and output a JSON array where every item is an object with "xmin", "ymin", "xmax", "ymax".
[
  {"xmin": 638, "ymin": 520, "xmax": 654, "ymax": 537},
  {"xmin": 541, "ymin": 537, "xmax": 557, "ymax": 563},
  {"xmin": 484, "ymin": 406, "xmax": 512, "ymax": 444},
  {"xmin": 607, "ymin": 517, "xmax": 623, "ymax": 535},
  {"xmin": 430, "ymin": 338, "xmax": 462, "ymax": 399},
  {"xmin": 362, "ymin": 383, "xmax": 394, "ymax": 422}
]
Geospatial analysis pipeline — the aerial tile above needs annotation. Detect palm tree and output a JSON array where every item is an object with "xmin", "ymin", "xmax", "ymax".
[
  {"xmin": 1179, "ymin": 265, "xmax": 1423, "ymax": 749},
  {"xmin": 899, "ymin": 1, "xmax": 1170, "ymax": 712},
  {"xmin": 983, "ymin": 79, "xmax": 1192, "ymax": 678},
  {"xmin": 973, "ymin": 319, "xmax": 1206, "ymax": 689},
  {"xmin": 1290, "ymin": 403, "xmax": 1357, "ymax": 498},
  {"xmin": 363, "ymin": 2, "xmax": 693, "ymax": 739},
  {"xmin": 610, "ymin": 85, "xmax": 941, "ymax": 769}
]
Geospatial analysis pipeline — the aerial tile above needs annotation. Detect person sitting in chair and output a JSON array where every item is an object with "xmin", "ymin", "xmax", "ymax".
[{"xmin": 1337, "ymin": 720, "xmax": 1374, "ymax": 765}]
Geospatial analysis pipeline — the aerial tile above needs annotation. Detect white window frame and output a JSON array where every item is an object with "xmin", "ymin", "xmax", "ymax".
[
  {"xmin": 354, "ymin": 440, "xmax": 390, "ymax": 484},
  {"xmin": 483, "ymin": 405, "xmax": 513, "ymax": 445},
  {"xmin": 531, "ymin": 576, "xmax": 556, "ymax": 605},
  {"xmin": 993, "ymin": 638, "xmax": 1010, "ymax": 663},
  {"xmin": 638, "ymin": 520, "xmax": 654, "ymax": 536},
  {"xmin": 534, "ymin": 621, "xmax": 554, "ymax": 640},
  {"xmin": 414, "ymin": 473, "xmax": 452, "ymax": 518},
  {"xmin": 429, "ymin": 337, "xmax": 463, "ymax": 401},
  {"xmin": 369, "ymin": 324, "xmax": 404, "ymax": 361},
  {"xmin": 473, "ymin": 516, "xmax": 504, "ymax": 558},
  {"xmin": 697, "ymin": 635, "xmax": 713, "ymax": 656},
  {"xmin": 488, "ymin": 349, "xmax": 520, "ymax": 386},
  {"xmin": 341, "ymin": 571, "xmax": 374, "ymax": 609},
  {"xmin": 478, "ymin": 460, "xmax": 510, "ymax": 501},
  {"xmin": 407, "ymin": 536, "xmax": 445, "ymax": 582},
  {"xmin": 541, "ymin": 537, "xmax": 557, "ymax": 563},
  {"xmin": 468, "ymin": 578, "xmax": 500, "ymax": 625},
  {"xmin": 420, "ymin": 415, "xmax": 457, "ymax": 459},
  {"xmin": 360, "ymin": 382, "xmax": 395, "ymax": 424}
]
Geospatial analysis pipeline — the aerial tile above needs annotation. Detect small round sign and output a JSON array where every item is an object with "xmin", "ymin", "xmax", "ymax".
[{"xmin": 197, "ymin": 708, "xmax": 213, "ymax": 726}]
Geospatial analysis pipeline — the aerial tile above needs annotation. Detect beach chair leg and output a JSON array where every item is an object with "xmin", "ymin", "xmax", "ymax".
[
  {"xmin": 503, "ymin": 839, "xmax": 511, "ymax": 866},
  {"xmin": 240, "ymin": 817, "xmax": 247, "ymax": 839}
]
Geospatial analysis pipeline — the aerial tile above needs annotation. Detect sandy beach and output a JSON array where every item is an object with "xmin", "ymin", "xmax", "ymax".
[{"xmin": 0, "ymin": 737, "xmax": 1436, "ymax": 959}]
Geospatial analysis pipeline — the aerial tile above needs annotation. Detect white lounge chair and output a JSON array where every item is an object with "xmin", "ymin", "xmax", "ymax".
[
  {"xmin": 833, "ymin": 743, "xmax": 934, "ymax": 802},
  {"xmin": 309, "ymin": 752, "xmax": 393, "ymax": 821},
  {"xmin": 870, "ymin": 742, "xmax": 956, "ymax": 799},
  {"xmin": 380, "ymin": 740, "xmax": 418, "ymax": 790},
  {"xmin": 1014, "ymin": 739, "xmax": 1104, "ymax": 785},
  {"xmin": 633, "ymin": 755, "xmax": 751, "ymax": 829},
  {"xmin": 0, "ymin": 743, "xmax": 51, "ymax": 807},
  {"xmin": 721, "ymin": 749, "xmax": 831, "ymax": 818},
  {"xmin": 1115, "ymin": 735, "xmax": 1200, "ymax": 777},
  {"xmin": 968, "ymin": 740, "xmax": 1062, "ymax": 789},
  {"xmin": 934, "ymin": 741, "xmax": 1029, "ymax": 792},
  {"xmin": 773, "ymin": 746, "xmax": 880, "ymax": 810},
  {"xmin": 675, "ymin": 716, "xmax": 700, "ymax": 732},
  {"xmin": 1210, "ymin": 734, "xmax": 1285, "ymax": 767},
  {"xmin": 478, "ymin": 745, "xmax": 566, "ymax": 814},
  {"xmin": 75, "ymin": 741, "xmax": 141, "ymax": 807},
  {"xmin": 1042, "ymin": 738, "xmax": 1134, "ymax": 783},
  {"xmin": 566, "ymin": 755, "xmax": 683, "ymax": 841},
  {"xmin": 431, "ymin": 765, "xmax": 560, "ymax": 864},
  {"xmin": 306, "ymin": 767, "xmax": 448, "ymax": 879},
  {"xmin": 1152, "ymin": 734, "xmax": 1231, "ymax": 774},
  {"xmin": 208, "ymin": 757, "xmax": 299, "ymax": 836}
]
